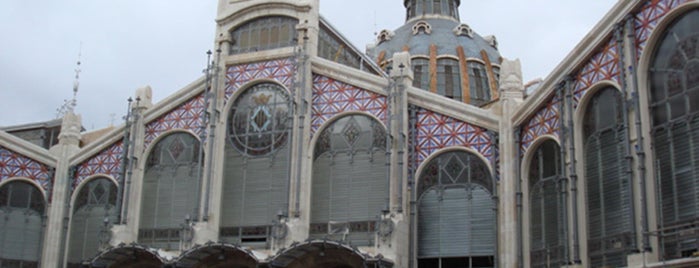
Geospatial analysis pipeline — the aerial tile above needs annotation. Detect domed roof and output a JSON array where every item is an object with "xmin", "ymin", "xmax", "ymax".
[{"xmin": 369, "ymin": 18, "xmax": 500, "ymax": 63}]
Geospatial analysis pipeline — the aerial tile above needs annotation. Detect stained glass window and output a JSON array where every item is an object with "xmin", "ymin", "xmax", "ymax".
[
  {"xmin": 228, "ymin": 83, "xmax": 290, "ymax": 157},
  {"xmin": 648, "ymin": 9, "xmax": 699, "ymax": 261},
  {"xmin": 413, "ymin": 58, "xmax": 430, "ymax": 90},
  {"xmin": 468, "ymin": 61, "xmax": 491, "ymax": 106},
  {"xmin": 437, "ymin": 58, "xmax": 462, "ymax": 101}
]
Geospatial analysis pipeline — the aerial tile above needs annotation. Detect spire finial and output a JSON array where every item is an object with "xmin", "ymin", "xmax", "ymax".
[{"xmin": 56, "ymin": 44, "xmax": 83, "ymax": 118}]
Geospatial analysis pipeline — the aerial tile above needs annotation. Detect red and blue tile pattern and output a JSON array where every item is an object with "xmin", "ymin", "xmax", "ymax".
[
  {"xmin": 414, "ymin": 108, "xmax": 495, "ymax": 170},
  {"xmin": 225, "ymin": 58, "xmax": 296, "ymax": 101},
  {"xmin": 311, "ymin": 75, "xmax": 388, "ymax": 135},
  {"xmin": 144, "ymin": 93, "xmax": 207, "ymax": 149},
  {"xmin": 573, "ymin": 37, "xmax": 621, "ymax": 106},
  {"xmin": 0, "ymin": 145, "xmax": 52, "ymax": 192},
  {"xmin": 635, "ymin": 0, "xmax": 689, "ymax": 59},
  {"xmin": 521, "ymin": 95, "xmax": 562, "ymax": 154},
  {"xmin": 74, "ymin": 141, "xmax": 124, "ymax": 189}
]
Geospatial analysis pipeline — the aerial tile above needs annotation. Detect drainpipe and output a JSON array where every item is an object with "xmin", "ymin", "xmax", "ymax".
[
  {"xmin": 408, "ymin": 105, "xmax": 418, "ymax": 268},
  {"xmin": 616, "ymin": 23, "xmax": 639, "ymax": 252},
  {"xmin": 515, "ymin": 128, "xmax": 523, "ymax": 268},
  {"xmin": 627, "ymin": 16, "xmax": 651, "ymax": 252},
  {"xmin": 565, "ymin": 77, "xmax": 582, "ymax": 264},
  {"xmin": 384, "ymin": 70, "xmax": 393, "ymax": 215},
  {"xmin": 122, "ymin": 98, "xmax": 141, "ymax": 225},
  {"xmin": 203, "ymin": 47, "xmax": 222, "ymax": 222},
  {"xmin": 490, "ymin": 130, "xmax": 500, "ymax": 268},
  {"xmin": 196, "ymin": 50, "xmax": 212, "ymax": 222},
  {"xmin": 116, "ymin": 98, "xmax": 133, "ymax": 224},
  {"xmin": 557, "ymin": 86, "xmax": 571, "ymax": 265},
  {"xmin": 396, "ymin": 67, "xmax": 406, "ymax": 213},
  {"xmin": 38, "ymin": 167, "xmax": 55, "ymax": 268}
]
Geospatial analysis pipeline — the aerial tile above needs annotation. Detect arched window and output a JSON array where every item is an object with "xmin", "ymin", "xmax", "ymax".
[
  {"xmin": 67, "ymin": 177, "xmax": 117, "ymax": 267},
  {"xmin": 648, "ymin": 9, "xmax": 699, "ymax": 260},
  {"xmin": 310, "ymin": 115, "xmax": 387, "ymax": 247},
  {"xmin": 229, "ymin": 16, "xmax": 298, "ymax": 55},
  {"xmin": 528, "ymin": 140, "xmax": 564, "ymax": 268},
  {"xmin": 417, "ymin": 151, "xmax": 495, "ymax": 268},
  {"xmin": 0, "ymin": 181, "xmax": 45, "ymax": 267},
  {"xmin": 221, "ymin": 83, "xmax": 291, "ymax": 248},
  {"xmin": 583, "ymin": 87, "xmax": 630, "ymax": 267},
  {"xmin": 437, "ymin": 58, "xmax": 462, "ymax": 101},
  {"xmin": 468, "ymin": 61, "xmax": 491, "ymax": 106},
  {"xmin": 139, "ymin": 132, "xmax": 201, "ymax": 250},
  {"xmin": 413, "ymin": 58, "xmax": 430, "ymax": 90}
]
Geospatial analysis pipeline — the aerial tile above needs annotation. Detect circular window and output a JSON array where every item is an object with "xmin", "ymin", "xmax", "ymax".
[{"xmin": 228, "ymin": 83, "xmax": 291, "ymax": 156}]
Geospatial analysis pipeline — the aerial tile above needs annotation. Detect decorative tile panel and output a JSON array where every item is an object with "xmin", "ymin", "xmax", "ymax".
[
  {"xmin": 311, "ymin": 75, "xmax": 388, "ymax": 134},
  {"xmin": 144, "ymin": 93, "xmax": 206, "ymax": 148},
  {"xmin": 635, "ymin": 0, "xmax": 689, "ymax": 59},
  {"xmin": 573, "ymin": 37, "xmax": 621, "ymax": 106},
  {"xmin": 225, "ymin": 58, "xmax": 296, "ymax": 100},
  {"xmin": 74, "ymin": 141, "xmax": 124, "ymax": 189},
  {"xmin": 0, "ymin": 146, "xmax": 52, "ymax": 192},
  {"xmin": 521, "ymin": 95, "xmax": 562, "ymax": 154},
  {"xmin": 414, "ymin": 108, "xmax": 495, "ymax": 170}
]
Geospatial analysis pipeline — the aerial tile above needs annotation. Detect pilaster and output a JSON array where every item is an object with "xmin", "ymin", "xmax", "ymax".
[
  {"xmin": 497, "ymin": 58, "xmax": 524, "ymax": 268},
  {"xmin": 42, "ymin": 112, "xmax": 82, "ymax": 268}
]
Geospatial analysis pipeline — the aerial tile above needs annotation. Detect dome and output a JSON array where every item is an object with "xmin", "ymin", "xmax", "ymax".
[{"xmin": 368, "ymin": 0, "xmax": 502, "ymax": 106}]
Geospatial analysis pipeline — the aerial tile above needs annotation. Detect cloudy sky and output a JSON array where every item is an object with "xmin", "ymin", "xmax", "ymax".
[{"xmin": 0, "ymin": 0, "xmax": 616, "ymax": 130}]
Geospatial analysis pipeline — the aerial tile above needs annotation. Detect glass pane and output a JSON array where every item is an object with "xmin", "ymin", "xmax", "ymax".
[{"xmin": 669, "ymin": 95, "xmax": 686, "ymax": 120}]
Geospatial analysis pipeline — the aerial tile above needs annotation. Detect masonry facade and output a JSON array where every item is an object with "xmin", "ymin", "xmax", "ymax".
[{"xmin": 1, "ymin": 0, "xmax": 698, "ymax": 267}]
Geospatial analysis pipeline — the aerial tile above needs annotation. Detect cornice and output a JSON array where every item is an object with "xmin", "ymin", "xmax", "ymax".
[
  {"xmin": 69, "ymin": 126, "xmax": 126, "ymax": 166},
  {"xmin": 217, "ymin": 1, "xmax": 313, "ymax": 26},
  {"xmin": 407, "ymin": 87, "xmax": 500, "ymax": 131},
  {"xmin": 0, "ymin": 131, "xmax": 57, "ymax": 167},
  {"xmin": 311, "ymin": 57, "xmax": 389, "ymax": 96}
]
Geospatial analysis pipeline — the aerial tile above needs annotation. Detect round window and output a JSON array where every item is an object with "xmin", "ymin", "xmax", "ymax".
[{"xmin": 228, "ymin": 83, "xmax": 291, "ymax": 156}]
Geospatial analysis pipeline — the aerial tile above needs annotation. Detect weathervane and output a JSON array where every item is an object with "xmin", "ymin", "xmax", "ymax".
[{"xmin": 56, "ymin": 46, "xmax": 82, "ymax": 118}]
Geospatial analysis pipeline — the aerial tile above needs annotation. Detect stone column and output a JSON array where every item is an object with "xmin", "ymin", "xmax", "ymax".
[
  {"xmin": 43, "ymin": 112, "xmax": 82, "ymax": 267},
  {"xmin": 497, "ymin": 59, "xmax": 524, "ymax": 268}
]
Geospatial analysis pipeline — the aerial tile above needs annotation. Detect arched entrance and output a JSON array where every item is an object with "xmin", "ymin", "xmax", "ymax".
[{"xmin": 87, "ymin": 244, "xmax": 165, "ymax": 268}]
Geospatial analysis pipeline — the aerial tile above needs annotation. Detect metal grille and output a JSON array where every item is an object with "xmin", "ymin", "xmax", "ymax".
[
  {"xmin": 311, "ymin": 115, "xmax": 387, "ymax": 247},
  {"xmin": 649, "ymin": 9, "xmax": 699, "ymax": 260},
  {"xmin": 583, "ymin": 87, "xmax": 630, "ymax": 267},
  {"xmin": 528, "ymin": 140, "xmax": 564, "ymax": 268},
  {"xmin": 318, "ymin": 24, "xmax": 363, "ymax": 69},
  {"xmin": 0, "ymin": 181, "xmax": 45, "ymax": 266},
  {"xmin": 139, "ymin": 133, "xmax": 201, "ymax": 250},
  {"xmin": 229, "ymin": 16, "xmax": 298, "ymax": 55},
  {"xmin": 68, "ymin": 177, "xmax": 117, "ymax": 265},
  {"xmin": 417, "ymin": 151, "xmax": 495, "ymax": 267}
]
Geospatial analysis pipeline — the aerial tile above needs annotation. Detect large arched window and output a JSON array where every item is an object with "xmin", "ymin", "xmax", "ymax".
[
  {"xmin": 417, "ymin": 151, "xmax": 495, "ymax": 268},
  {"xmin": 67, "ymin": 177, "xmax": 117, "ymax": 267},
  {"xmin": 229, "ymin": 16, "xmax": 298, "ymax": 55},
  {"xmin": 583, "ymin": 87, "xmax": 630, "ymax": 267},
  {"xmin": 139, "ymin": 132, "xmax": 201, "ymax": 250},
  {"xmin": 648, "ymin": 9, "xmax": 699, "ymax": 260},
  {"xmin": 528, "ymin": 140, "xmax": 564, "ymax": 268},
  {"xmin": 0, "ymin": 181, "xmax": 45, "ymax": 267},
  {"xmin": 437, "ymin": 58, "xmax": 462, "ymax": 101},
  {"xmin": 310, "ymin": 115, "xmax": 387, "ymax": 247},
  {"xmin": 221, "ymin": 83, "xmax": 291, "ymax": 248},
  {"xmin": 468, "ymin": 61, "xmax": 491, "ymax": 106}
]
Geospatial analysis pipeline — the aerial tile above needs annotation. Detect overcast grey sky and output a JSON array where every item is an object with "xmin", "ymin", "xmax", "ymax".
[{"xmin": 0, "ymin": 0, "xmax": 616, "ymax": 130}]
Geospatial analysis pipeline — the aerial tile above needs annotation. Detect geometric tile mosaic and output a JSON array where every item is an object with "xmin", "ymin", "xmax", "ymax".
[
  {"xmin": 0, "ymin": 145, "xmax": 52, "ymax": 193},
  {"xmin": 520, "ymin": 94, "xmax": 562, "ymax": 154},
  {"xmin": 144, "ymin": 93, "xmax": 206, "ymax": 149},
  {"xmin": 634, "ymin": 0, "xmax": 688, "ymax": 60},
  {"xmin": 74, "ymin": 141, "xmax": 124, "ymax": 190},
  {"xmin": 311, "ymin": 74, "xmax": 388, "ymax": 135},
  {"xmin": 225, "ymin": 58, "xmax": 296, "ymax": 101},
  {"xmin": 414, "ymin": 107, "xmax": 495, "ymax": 171},
  {"xmin": 573, "ymin": 37, "xmax": 621, "ymax": 106}
]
